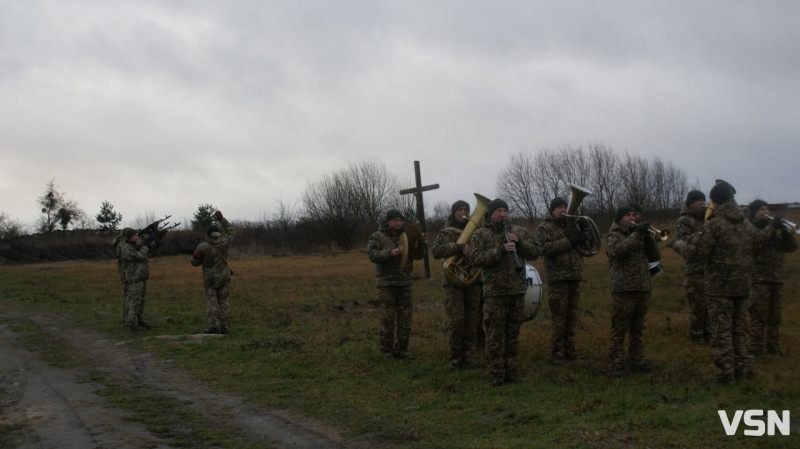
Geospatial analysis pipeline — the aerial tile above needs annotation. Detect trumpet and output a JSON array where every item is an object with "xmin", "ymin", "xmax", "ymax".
[
  {"xmin": 649, "ymin": 226, "xmax": 671, "ymax": 241},
  {"xmin": 766, "ymin": 214, "xmax": 800, "ymax": 234}
]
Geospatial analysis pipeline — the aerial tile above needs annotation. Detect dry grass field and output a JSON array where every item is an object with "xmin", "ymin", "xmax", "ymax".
[{"xmin": 1, "ymin": 227, "xmax": 799, "ymax": 448}]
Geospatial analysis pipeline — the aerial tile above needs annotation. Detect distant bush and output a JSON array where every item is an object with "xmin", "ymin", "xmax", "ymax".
[{"xmin": 0, "ymin": 209, "xmax": 695, "ymax": 264}]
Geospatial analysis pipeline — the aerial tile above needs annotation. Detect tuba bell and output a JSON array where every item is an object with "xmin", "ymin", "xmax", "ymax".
[
  {"xmin": 563, "ymin": 183, "xmax": 602, "ymax": 257},
  {"xmin": 443, "ymin": 193, "xmax": 490, "ymax": 287}
]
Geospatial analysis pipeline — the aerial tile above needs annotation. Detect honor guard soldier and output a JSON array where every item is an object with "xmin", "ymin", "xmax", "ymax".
[
  {"xmin": 191, "ymin": 210, "xmax": 236, "ymax": 334},
  {"xmin": 673, "ymin": 190, "xmax": 710, "ymax": 345},
  {"xmin": 433, "ymin": 200, "xmax": 483, "ymax": 371},
  {"xmin": 368, "ymin": 209, "xmax": 415, "ymax": 360},
  {"xmin": 470, "ymin": 199, "xmax": 540, "ymax": 386},
  {"xmin": 605, "ymin": 205, "xmax": 660, "ymax": 377},
  {"xmin": 747, "ymin": 199, "xmax": 798, "ymax": 355},
  {"xmin": 671, "ymin": 181, "xmax": 755, "ymax": 384}
]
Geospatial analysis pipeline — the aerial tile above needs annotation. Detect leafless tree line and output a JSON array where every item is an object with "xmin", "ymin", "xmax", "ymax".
[
  {"xmin": 496, "ymin": 143, "xmax": 692, "ymax": 222},
  {"xmin": 5, "ymin": 147, "xmax": 692, "ymax": 256},
  {"xmin": 300, "ymin": 159, "xmax": 416, "ymax": 250}
]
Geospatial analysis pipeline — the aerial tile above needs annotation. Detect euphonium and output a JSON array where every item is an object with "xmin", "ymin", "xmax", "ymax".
[
  {"xmin": 563, "ymin": 183, "xmax": 602, "ymax": 257},
  {"xmin": 443, "ymin": 193, "xmax": 490, "ymax": 287}
]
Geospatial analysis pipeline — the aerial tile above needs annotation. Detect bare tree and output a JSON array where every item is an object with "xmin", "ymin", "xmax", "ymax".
[
  {"xmin": 350, "ymin": 159, "xmax": 401, "ymax": 228},
  {"xmin": 532, "ymin": 148, "xmax": 570, "ymax": 209},
  {"xmin": 586, "ymin": 143, "xmax": 620, "ymax": 215},
  {"xmin": 651, "ymin": 158, "xmax": 689, "ymax": 211},
  {"xmin": 302, "ymin": 160, "xmax": 403, "ymax": 250},
  {"xmin": 619, "ymin": 153, "xmax": 654, "ymax": 209},
  {"xmin": 496, "ymin": 152, "xmax": 540, "ymax": 222},
  {"xmin": 0, "ymin": 212, "xmax": 24, "ymax": 239}
]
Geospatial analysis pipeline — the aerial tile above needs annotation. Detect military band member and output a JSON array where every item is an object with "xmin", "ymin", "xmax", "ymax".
[
  {"xmin": 191, "ymin": 210, "xmax": 236, "ymax": 334},
  {"xmin": 673, "ymin": 190, "xmax": 710, "ymax": 344},
  {"xmin": 536, "ymin": 197, "xmax": 588, "ymax": 365},
  {"xmin": 367, "ymin": 209, "xmax": 415, "ymax": 359},
  {"xmin": 432, "ymin": 200, "xmax": 482, "ymax": 371},
  {"xmin": 606, "ymin": 205, "xmax": 660, "ymax": 377},
  {"xmin": 671, "ymin": 181, "xmax": 755, "ymax": 384},
  {"xmin": 116, "ymin": 228, "xmax": 152, "ymax": 331},
  {"xmin": 470, "ymin": 199, "xmax": 540, "ymax": 386},
  {"xmin": 747, "ymin": 199, "xmax": 798, "ymax": 355}
]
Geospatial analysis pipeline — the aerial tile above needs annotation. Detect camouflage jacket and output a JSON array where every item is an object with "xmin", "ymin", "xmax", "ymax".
[
  {"xmin": 749, "ymin": 217, "xmax": 798, "ymax": 284},
  {"xmin": 469, "ymin": 221, "xmax": 539, "ymax": 297},
  {"xmin": 191, "ymin": 217, "xmax": 236, "ymax": 288},
  {"xmin": 432, "ymin": 218, "xmax": 469, "ymax": 287},
  {"xmin": 605, "ymin": 222, "xmax": 660, "ymax": 293},
  {"xmin": 367, "ymin": 224, "xmax": 413, "ymax": 288},
  {"xmin": 673, "ymin": 203, "xmax": 706, "ymax": 275},
  {"xmin": 117, "ymin": 241, "xmax": 150, "ymax": 283},
  {"xmin": 672, "ymin": 199, "xmax": 754, "ymax": 297},
  {"xmin": 536, "ymin": 212, "xmax": 583, "ymax": 284}
]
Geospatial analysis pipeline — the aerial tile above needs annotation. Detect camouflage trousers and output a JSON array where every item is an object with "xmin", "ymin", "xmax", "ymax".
[
  {"xmin": 378, "ymin": 286, "xmax": 413, "ymax": 357},
  {"xmin": 444, "ymin": 284, "xmax": 481, "ymax": 365},
  {"xmin": 484, "ymin": 294, "xmax": 524, "ymax": 377},
  {"xmin": 608, "ymin": 291, "xmax": 649, "ymax": 370},
  {"xmin": 475, "ymin": 293, "xmax": 486, "ymax": 347},
  {"xmin": 684, "ymin": 273, "xmax": 709, "ymax": 343},
  {"xmin": 749, "ymin": 283, "xmax": 783, "ymax": 355},
  {"xmin": 123, "ymin": 280, "xmax": 147, "ymax": 328},
  {"xmin": 204, "ymin": 284, "xmax": 230, "ymax": 331},
  {"xmin": 547, "ymin": 281, "xmax": 581, "ymax": 362},
  {"xmin": 708, "ymin": 295, "xmax": 753, "ymax": 383}
]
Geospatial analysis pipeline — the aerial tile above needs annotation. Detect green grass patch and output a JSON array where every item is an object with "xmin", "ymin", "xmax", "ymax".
[{"xmin": 1, "ymin": 250, "xmax": 799, "ymax": 448}]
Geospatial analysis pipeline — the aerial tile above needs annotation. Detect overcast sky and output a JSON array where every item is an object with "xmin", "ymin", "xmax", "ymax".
[{"xmin": 2, "ymin": 0, "xmax": 799, "ymax": 230}]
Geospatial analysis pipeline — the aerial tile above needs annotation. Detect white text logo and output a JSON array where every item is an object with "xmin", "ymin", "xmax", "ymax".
[{"xmin": 718, "ymin": 410, "xmax": 791, "ymax": 436}]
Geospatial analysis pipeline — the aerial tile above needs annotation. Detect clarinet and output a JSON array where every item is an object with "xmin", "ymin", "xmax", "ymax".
[{"xmin": 502, "ymin": 220, "xmax": 524, "ymax": 272}]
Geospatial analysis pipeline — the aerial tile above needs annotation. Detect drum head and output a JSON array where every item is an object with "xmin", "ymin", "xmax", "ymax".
[{"xmin": 524, "ymin": 264, "xmax": 544, "ymax": 319}]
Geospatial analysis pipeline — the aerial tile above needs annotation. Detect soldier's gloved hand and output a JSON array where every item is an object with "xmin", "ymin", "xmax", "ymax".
[
  {"xmin": 568, "ymin": 233, "xmax": 587, "ymax": 245},
  {"xmin": 771, "ymin": 215, "xmax": 784, "ymax": 229},
  {"xmin": 635, "ymin": 222, "xmax": 651, "ymax": 235}
]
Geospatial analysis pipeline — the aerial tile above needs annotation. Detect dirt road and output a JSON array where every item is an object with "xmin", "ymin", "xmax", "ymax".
[{"xmin": 0, "ymin": 312, "xmax": 355, "ymax": 449}]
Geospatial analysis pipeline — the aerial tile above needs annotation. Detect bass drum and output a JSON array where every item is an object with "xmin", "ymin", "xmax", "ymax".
[{"xmin": 523, "ymin": 264, "xmax": 544, "ymax": 321}]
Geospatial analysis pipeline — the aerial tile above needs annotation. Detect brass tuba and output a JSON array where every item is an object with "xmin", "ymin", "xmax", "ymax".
[
  {"xmin": 443, "ymin": 193, "xmax": 491, "ymax": 287},
  {"xmin": 563, "ymin": 183, "xmax": 602, "ymax": 257}
]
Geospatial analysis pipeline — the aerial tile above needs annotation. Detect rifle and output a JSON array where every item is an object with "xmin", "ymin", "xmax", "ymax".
[{"xmin": 137, "ymin": 215, "xmax": 180, "ymax": 247}]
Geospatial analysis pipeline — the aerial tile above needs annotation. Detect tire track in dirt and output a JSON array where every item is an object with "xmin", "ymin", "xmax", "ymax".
[{"xmin": 0, "ymin": 313, "xmax": 359, "ymax": 449}]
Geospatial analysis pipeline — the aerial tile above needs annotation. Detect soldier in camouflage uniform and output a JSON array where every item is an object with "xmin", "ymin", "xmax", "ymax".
[
  {"xmin": 432, "ymin": 200, "xmax": 482, "ymax": 370},
  {"xmin": 747, "ymin": 199, "xmax": 798, "ymax": 355},
  {"xmin": 191, "ymin": 210, "xmax": 236, "ymax": 334},
  {"xmin": 470, "ymin": 199, "xmax": 540, "ymax": 386},
  {"xmin": 671, "ymin": 181, "xmax": 755, "ymax": 384},
  {"xmin": 605, "ymin": 206, "xmax": 660, "ymax": 377},
  {"xmin": 367, "ymin": 209, "xmax": 415, "ymax": 359},
  {"xmin": 536, "ymin": 197, "xmax": 589, "ymax": 365},
  {"xmin": 116, "ymin": 228, "xmax": 152, "ymax": 331},
  {"xmin": 673, "ymin": 190, "xmax": 710, "ymax": 344}
]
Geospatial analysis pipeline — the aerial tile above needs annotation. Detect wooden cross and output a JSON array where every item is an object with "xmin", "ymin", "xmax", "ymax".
[{"xmin": 399, "ymin": 160, "xmax": 439, "ymax": 279}]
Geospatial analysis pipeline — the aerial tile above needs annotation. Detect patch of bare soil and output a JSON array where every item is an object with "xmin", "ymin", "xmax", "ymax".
[{"xmin": 0, "ymin": 312, "xmax": 357, "ymax": 449}]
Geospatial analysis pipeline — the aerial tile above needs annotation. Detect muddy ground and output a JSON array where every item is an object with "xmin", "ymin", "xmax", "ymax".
[{"xmin": 0, "ymin": 312, "xmax": 360, "ymax": 449}]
